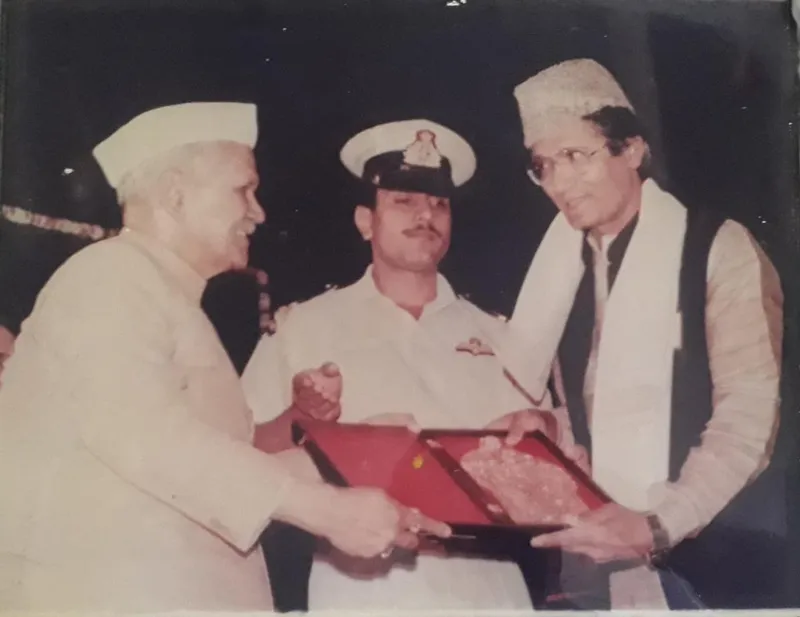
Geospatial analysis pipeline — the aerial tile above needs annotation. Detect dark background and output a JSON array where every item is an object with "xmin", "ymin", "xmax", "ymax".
[
  {"xmin": 2, "ymin": 0, "xmax": 796, "ymax": 313},
  {"xmin": 0, "ymin": 0, "xmax": 798, "ymax": 601}
]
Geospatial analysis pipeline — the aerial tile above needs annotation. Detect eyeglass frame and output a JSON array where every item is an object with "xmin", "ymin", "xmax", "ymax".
[{"xmin": 525, "ymin": 143, "xmax": 611, "ymax": 187}]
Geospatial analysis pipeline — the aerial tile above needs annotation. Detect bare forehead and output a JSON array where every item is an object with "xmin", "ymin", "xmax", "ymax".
[{"xmin": 531, "ymin": 118, "xmax": 603, "ymax": 157}]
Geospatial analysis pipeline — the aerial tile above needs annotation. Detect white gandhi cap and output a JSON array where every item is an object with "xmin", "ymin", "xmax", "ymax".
[
  {"xmin": 514, "ymin": 58, "xmax": 634, "ymax": 147},
  {"xmin": 92, "ymin": 102, "xmax": 258, "ymax": 189}
]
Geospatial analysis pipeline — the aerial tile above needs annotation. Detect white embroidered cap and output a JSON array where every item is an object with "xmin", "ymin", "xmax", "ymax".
[
  {"xmin": 514, "ymin": 58, "xmax": 634, "ymax": 147},
  {"xmin": 93, "ymin": 102, "xmax": 258, "ymax": 189},
  {"xmin": 340, "ymin": 119, "xmax": 477, "ymax": 195}
]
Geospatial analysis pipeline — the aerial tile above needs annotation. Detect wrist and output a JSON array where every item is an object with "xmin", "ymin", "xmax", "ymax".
[
  {"xmin": 273, "ymin": 481, "xmax": 338, "ymax": 538},
  {"xmin": 644, "ymin": 512, "xmax": 671, "ymax": 565}
]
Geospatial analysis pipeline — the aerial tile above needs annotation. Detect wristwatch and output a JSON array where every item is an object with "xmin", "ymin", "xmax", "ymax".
[{"xmin": 645, "ymin": 513, "xmax": 671, "ymax": 566}]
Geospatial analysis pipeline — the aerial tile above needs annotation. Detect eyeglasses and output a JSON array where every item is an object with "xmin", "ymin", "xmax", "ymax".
[{"xmin": 526, "ymin": 145, "xmax": 609, "ymax": 186}]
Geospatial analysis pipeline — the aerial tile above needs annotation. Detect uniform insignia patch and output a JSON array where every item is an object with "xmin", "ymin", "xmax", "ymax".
[{"xmin": 455, "ymin": 337, "xmax": 495, "ymax": 356}]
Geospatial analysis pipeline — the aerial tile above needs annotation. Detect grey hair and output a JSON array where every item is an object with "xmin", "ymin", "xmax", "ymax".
[{"xmin": 115, "ymin": 142, "xmax": 211, "ymax": 209}]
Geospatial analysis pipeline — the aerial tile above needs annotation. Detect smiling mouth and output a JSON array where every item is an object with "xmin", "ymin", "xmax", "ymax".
[
  {"xmin": 565, "ymin": 195, "xmax": 589, "ymax": 208},
  {"xmin": 235, "ymin": 224, "xmax": 256, "ymax": 239}
]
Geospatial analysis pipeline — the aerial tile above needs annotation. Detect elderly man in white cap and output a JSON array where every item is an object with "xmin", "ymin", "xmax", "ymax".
[
  {"xmin": 501, "ymin": 58, "xmax": 785, "ymax": 609},
  {"xmin": 242, "ymin": 119, "xmax": 583, "ymax": 610},
  {"xmin": 0, "ymin": 102, "xmax": 451, "ymax": 612}
]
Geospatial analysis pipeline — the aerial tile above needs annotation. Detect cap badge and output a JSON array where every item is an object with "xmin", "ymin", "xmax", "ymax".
[{"xmin": 403, "ymin": 129, "xmax": 442, "ymax": 169}]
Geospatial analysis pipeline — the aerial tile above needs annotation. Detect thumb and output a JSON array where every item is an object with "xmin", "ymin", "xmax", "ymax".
[
  {"xmin": 485, "ymin": 413, "xmax": 513, "ymax": 432},
  {"xmin": 293, "ymin": 371, "xmax": 314, "ymax": 389},
  {"xmin": 320, "ymin": 362, "xmax": 340, "ymax": 377},
  {"xmin": 563, "ymin": 444, "xmax": 590, "ymax": 473},
  {"xmin": 363, "ymin": 413, "xmax": 418, "ymax": 430},
  {"xmin": 505, "ymin": 424, "xmax": 525, "ymax": 446}
]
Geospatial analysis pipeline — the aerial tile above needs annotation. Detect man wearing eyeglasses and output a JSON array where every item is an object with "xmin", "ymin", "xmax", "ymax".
[{"xmin": 501, "ymin": 58, "xmax": 785, "ymax": 610}]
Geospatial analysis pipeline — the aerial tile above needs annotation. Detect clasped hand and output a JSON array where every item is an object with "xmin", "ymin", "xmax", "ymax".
[{"xmin": 291, "ymin": 362, "xmax": 342, "ymax": 421}]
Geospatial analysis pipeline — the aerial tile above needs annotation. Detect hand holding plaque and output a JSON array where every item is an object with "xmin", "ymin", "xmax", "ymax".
[
  {"xmin": 485, "ymin": 408, "xmax": 560, "ymax": 445},
  {"xmin": 485, "ymin": 409, "xmax": 590, "ymax": 474},
  {"xmin": 325, "ymin": 487, "xmax": 451, "ymax": 557},
  {"xmin": 292, "ymin": 419, "xmax": 612, "ymax": 557},
  {"xmin": 530, "ymin": 502, "xmax": 655, "ymax": 563}
]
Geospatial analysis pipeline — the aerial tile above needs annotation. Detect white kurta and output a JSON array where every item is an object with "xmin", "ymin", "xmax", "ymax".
[
  {"xmin": 242, "ymin": 267, "xmax": 536, "ymax": 610},
  {"xmin": 509, "ymin": 179, "xmax": 783, "ymax": 608},
  {"xmin": 0, "ymin": 229, "xmax": 295, "ymax": 611}
]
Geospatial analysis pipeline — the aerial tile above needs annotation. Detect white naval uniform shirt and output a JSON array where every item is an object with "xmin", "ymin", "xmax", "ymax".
[
  {"xmin": 242, "ymin": 266, "xmax": 536, "ymax": 610},
  {"xmin": 0, "ymin": 229, "xmax": 296, "ymax": 612}
]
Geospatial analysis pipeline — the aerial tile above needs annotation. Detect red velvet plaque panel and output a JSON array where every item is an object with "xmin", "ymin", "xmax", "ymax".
[{"xmin": 292, "ymin": 420, "xmax": 610, "ymax": 545}]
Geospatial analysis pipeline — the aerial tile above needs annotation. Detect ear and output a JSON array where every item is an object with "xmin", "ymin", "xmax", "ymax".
[
  {"xmin": 354, "ymin": 205, "xmax": 374, "ymax": 241},
  {"xmin": 623, "ymin": 136, "xmax": 646, "ymax": 171},
  {"xmin": 160, "ymin": 168, "xmax": 185, "ymax": 216}
]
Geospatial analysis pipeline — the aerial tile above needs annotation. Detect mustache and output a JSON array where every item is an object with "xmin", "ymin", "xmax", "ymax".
[{"xmin": 403, "ymin": 225, "xmax": 442, "ymax": 238}]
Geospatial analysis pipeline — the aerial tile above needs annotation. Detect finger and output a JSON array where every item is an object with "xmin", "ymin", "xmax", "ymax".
[
  {"xmin": 320, "ymin": 362, "xmax": 341, "ymax": 377},
  {"xmin": 574, "ymin": 449, "xmax": 591, "ymax": 474},
  {"xmin": 401, "ymin": 505, "xmax": 451, "ymax": 539},
  {"xmin": 294, "ymin": 391, "xmax": 327, "ymax": 408},
  {"xmin": 505, "ymin": 431, "xmax": 523, "ymax": 447},
  {"xmin": 297, "ymin": 390, "xmax": 336, "ymax": 410},
  {"xmin": 505, "ymin": 421, "xmax": 528, "ymax": 446},
  {"xmin": 300, "ymin": 402, "xmax": 337, "ymax": 421},
  {"xmin": 320, "ymin": 389, "xmax": 340, "ymax": 404},
  {"xmin": 293, "ymin": 373, "xmax": 314, "ymax": 390},
  {"xmin": 580, "ymin": 544, "xmax": 640, "ymax": 563},
  {"xmin": 559, "ymin": 544, "xmax": 613, "ymax": 562},
  {"xmin": 310, "ymin": 405, "xmax": 338, "ymax": 421},
  {"xmin": 414, "ymin": 514, "xmax": 451, "ymax": 539},
  {"xmin": 530, "ymin": 531, "xmax": 564, "ymax": 548},
  {"xmin": 530, "ymin": 524, "xmax": 598, "ymax": 549},
  {"xmin": 506, "ymin": 417, "xmax": 541, "ymax": 445},
  {"xmin": 393, "ymin": 530, "xmax": 420, "ymax": 551},
  {"xmin": 562, "ymin": 444, "xmax": 591, "ymax": 473},
  {"xmin": 363, "ymin": 413, "xmax": 417, "ymax": 429},
  {"xmin": 321, "ymin": 406, "xmax": 342, "ymax": 422},
  {"xmin": 507, "ymin": 415, "xmax": 548, "ymax": 446},
  {"xmin": 484, "ymin": 415, "xmax": 512, "ymax": 432},
  {"xmin": 296, "ymin": 393, "xmax": 332, "ymax": 410}
]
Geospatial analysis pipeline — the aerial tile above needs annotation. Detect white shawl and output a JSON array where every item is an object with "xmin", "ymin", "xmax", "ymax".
[{"xmin": 499, "ymin": 179, "xmax": 690, "ymax": 608}]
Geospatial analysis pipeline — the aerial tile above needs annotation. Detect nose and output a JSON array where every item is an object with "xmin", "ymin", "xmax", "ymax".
[
  {"xmin": 414, "ymin": 197, "xmax": 437, "ymax": 222},
  {"xmin": 249, "ymin": 194, "xmax": 266, "ymax": 225},
  {"xmin": 547, "ymin": 158, "xmax": 579, "ymax": 198}
]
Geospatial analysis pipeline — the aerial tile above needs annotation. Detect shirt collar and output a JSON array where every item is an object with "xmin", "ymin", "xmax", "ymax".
[
  {"xmin": 583, "ymin": 212, "xmax": 640, "ymax": 266},
  {"xmin": 118, "ymin": 227, "xmax": 207, "ymax": 304},
  {"xmin": 352, "ymin": 264, "xmax": 457, "ymax": 316}
]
